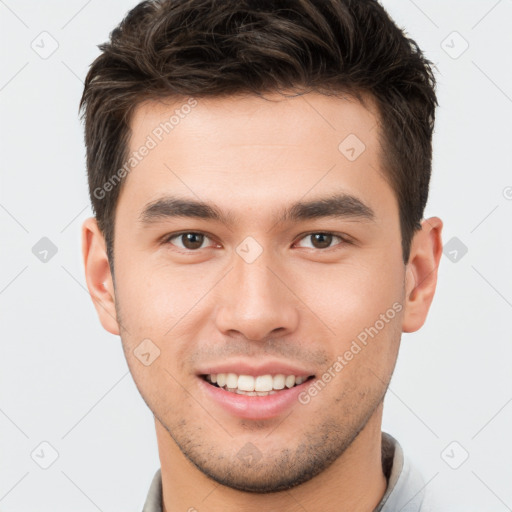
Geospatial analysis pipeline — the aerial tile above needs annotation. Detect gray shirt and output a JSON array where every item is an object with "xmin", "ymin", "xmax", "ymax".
[{"xmin": 142, "ymin": 432, "xmax": 434, "ymax": 511}]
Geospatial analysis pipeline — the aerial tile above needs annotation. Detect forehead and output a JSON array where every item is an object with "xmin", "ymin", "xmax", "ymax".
[
  {"xmin": 129, "ymin": 91, "xmax": 380, "ymax": 151},
  {"xmin": 118, "ymin": 91, "xmax": 394, "ymax": 226}
]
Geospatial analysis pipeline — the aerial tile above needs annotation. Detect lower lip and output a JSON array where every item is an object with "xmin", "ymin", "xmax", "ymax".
[{"xmin": 197, "ymin": 376, "xmax": 313, "ymax": 420}]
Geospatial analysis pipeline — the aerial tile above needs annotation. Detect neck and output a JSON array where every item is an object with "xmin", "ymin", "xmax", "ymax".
[{"xmin": 156, "ymin": 404, "xmax": 387, "ymax": 512}]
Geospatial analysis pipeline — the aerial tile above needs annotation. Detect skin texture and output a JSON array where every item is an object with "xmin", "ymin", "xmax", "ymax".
[{"xmin": 82, "ymin": 91, "xmax": 443, "ymax": 512}]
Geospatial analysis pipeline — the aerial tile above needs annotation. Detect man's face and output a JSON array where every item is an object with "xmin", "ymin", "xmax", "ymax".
[{"xmin": 111, "ymin": 92, "xmax": 406, "ymax": 492}]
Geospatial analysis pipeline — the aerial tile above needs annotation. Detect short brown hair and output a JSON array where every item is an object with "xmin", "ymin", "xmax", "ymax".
[{"xmin": 79, "ymin": 0, "xmax": 437, "ymax": 270}]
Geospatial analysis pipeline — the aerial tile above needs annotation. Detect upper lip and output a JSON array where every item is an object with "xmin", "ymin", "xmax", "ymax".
[{"xmin": 196, "ymin": 359, "xmax": 315, "ymax": 378}]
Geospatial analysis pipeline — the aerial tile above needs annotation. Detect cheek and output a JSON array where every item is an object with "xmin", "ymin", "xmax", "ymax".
[
  {"xmin": 299, "ymin": 258, "xmax": 404, "ymax": 335},
  {"xmin": 115, "ymin": 257, "xmax": 203, "ymax": 328}
]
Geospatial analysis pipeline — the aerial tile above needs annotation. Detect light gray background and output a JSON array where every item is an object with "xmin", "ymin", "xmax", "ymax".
[{"xmin": 1, "ymin": 0, "xmax": 511, "ymax": 510}]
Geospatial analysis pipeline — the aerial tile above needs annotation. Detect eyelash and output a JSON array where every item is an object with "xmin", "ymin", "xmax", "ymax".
[{"xmin": 162, "ymin": 231, "xmax": 351, "ymax": 252}]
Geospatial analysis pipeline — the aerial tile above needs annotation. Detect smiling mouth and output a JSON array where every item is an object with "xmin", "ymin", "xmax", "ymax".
[{"xmin": 201, "ymin": 373, "xmax": 316, "ymax": 396}]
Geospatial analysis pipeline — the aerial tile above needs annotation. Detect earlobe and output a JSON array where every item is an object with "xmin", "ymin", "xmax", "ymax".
[
  {"xmin": 402, "ymin": 217, "xmax": 443, "ymax": 333},
  {"xmin": 81, "ymin": 217, "xmax": 120, "ymax": 336}
]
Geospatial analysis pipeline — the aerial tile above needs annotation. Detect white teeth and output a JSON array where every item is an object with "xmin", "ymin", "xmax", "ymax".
[
  {"xmin": 236, "ymin": 389, "xmax": 257, "ymax": 396},
  {"xmin": 226, "ymin": 373, "xmax": 238, "ymax": 388},
  {"xmin": 285, "ymin": 375, "xmax": 296, "ymax": 388},
  {"xmin": 273, "ymin": 374, "xmax": 285, "ymax": 390},
  {"xmin": 205, "ymin": 373, "xmax": 311, "ymax": 393},
  {"xmin": 237, "ymin": 374, "xmax": 255, "ymax": 391},
  {"xmin": 255, "ymin": 375, "xmax": 273, "ymax": 392}
]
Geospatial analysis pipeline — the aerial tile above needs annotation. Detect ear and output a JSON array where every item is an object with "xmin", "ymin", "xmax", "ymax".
[
  {"xmin": 402, "ymin": 216, "xmax": 443, "ymax": 333},
  {"xmin": 81, "ymin": 217, "xmax": 120, "ymax": 335}
]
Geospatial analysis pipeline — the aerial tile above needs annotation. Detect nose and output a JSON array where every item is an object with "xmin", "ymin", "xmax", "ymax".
[{"xmin": 214, "ymin": 248, "xmax": 300, "ymax": 342}]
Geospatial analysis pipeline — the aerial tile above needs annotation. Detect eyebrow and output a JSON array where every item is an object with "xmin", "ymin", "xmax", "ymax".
[{"xmin": 138, "ymin": 193, "xmax": 375, "ymax": 227}]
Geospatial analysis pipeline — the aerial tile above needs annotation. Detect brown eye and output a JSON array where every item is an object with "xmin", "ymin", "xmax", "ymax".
[
  {"xmin": 295, "ymin": 232, "xmax": 345, "ymax": 250},
  {"xmin": 310, "ymin": 233, "xmax": 333, "ymax": 249},
  {"xmin": 181, "ymin": 233, "xmax": 204, "ymax": 249},
  {"xmin": 167, "ymin": 232, "xmax": 210, "ymax": 250}
]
